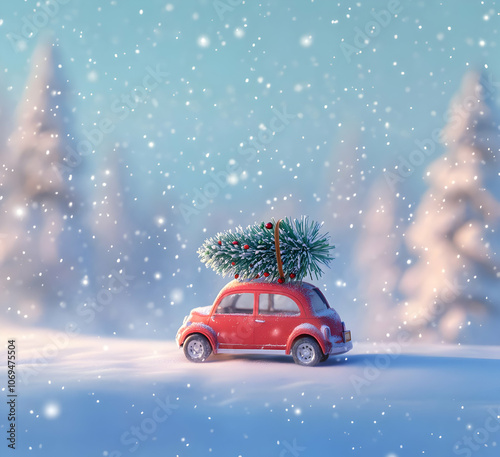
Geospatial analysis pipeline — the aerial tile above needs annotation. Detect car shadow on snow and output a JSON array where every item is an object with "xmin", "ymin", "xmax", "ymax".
[
  {"xmin": 206, "ymin": 353, "xmax": 352, "ymax": 366},
  {"xmin": 209, "ymin": 354, "xmax": 294, "ymax": 364}
]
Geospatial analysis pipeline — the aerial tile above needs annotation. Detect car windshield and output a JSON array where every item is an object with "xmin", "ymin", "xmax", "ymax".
[{"xmin": 310, "ymin": 288, "xmax": 330, "ymax": 313}]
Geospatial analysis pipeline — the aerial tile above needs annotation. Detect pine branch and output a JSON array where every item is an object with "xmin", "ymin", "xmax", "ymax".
[{"xmin": 197, "ymin": 216, "xmax": 335, "ymax": 282}]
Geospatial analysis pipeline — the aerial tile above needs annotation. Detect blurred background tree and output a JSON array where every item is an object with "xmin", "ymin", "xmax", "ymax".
[
  {"xmin": 399, "ymin": 72, "xmax": 500, "ymax": 343},
  {"xmin": 0, "ymin": 41, "xmax": 91, "ymax": 323}
]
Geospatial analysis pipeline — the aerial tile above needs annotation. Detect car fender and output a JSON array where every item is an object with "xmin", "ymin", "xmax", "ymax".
[
  {"xmin": 179, "ymin": 323, "xmax": 218, "ymax": 353},
  {"xmin": 286, "ymin": 323, "xmax": 328, "ymax": 355}
]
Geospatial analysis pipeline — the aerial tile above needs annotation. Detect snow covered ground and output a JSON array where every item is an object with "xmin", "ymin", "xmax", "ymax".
[{"xmin": 1, "ymin": 326, "xmax": 500, "ymax": 457}]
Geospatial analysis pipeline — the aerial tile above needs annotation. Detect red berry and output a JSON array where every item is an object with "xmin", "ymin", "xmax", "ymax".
[
  {"xmin": 289, "ymin": 273, "xmax": 296, "ymax": 279},
  {"xmin": 235, "ymin": 274, "xmax": 239, "ymax": 279},
  {"xmin": 231, "ymin": 262, "xmax": 236, "ymax": 266},
  {"xmin": 263, "ymin": 272, "xmax": 270, "ymax": 277},
  {"xmin": 243, "ymin": 244, "xmax": 249, "ymax": 250},
  {"xmin": 255, "ymin": 274, "xmax": 259, "ymax": 279},
  {"xmin": 232, "ymin": 241, "xmax": 239, "ymax": 245},
  {"xmin": 218, "ymin": 240, "xmax": 222, "ymax": 245},
  {"xmin": 265, "ymin": 222, "xmax": 273, "ymax": 229},
  {"xmin": 278, "ymin": 277, "xmax": 284, "ymax": 284}
]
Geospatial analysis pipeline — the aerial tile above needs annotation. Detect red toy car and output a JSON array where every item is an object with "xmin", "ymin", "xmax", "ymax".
[{"xmin": 176, "ymin": 280, "xmax": 352, "ymax": 366}]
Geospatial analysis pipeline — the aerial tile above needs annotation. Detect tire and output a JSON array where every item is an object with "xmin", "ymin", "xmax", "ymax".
[
  {"xmin": 183, "ymin": 334, "xmax": 212, "ymax": 363},
  {"xmin": 320, "ymin": 353, "xmax": 329, "ymax": 362},
  {"xmin": 291, "ymin": 337, "xmax": 321, "ymax": 367}
]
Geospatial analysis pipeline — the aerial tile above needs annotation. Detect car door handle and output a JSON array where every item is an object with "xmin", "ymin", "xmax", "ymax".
[{"xmin": 255, "ymin": 319, "xmax": 265, "ymax": 323}]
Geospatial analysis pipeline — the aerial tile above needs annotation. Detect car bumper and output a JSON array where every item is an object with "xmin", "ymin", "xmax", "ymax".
[{"xmin": 328, "ymin": 340, "xmax": 353, "ymax": 355}]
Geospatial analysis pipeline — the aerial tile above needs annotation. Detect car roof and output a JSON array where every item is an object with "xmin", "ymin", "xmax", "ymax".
[{"xmin": 215, "ymin": 279, "xmax": 320, "ymax": 305}]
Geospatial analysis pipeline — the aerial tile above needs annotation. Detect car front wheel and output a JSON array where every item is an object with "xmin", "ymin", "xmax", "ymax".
[
  {"xmin": 183, "ymin": 334, "xmax": 212, "ymax": 363},
  {"xmin": 291, "ymin": 337, "xmax": 321, "ymax": 367}
]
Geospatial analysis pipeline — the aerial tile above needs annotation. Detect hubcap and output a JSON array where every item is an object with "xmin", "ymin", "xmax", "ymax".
[
  {"xmin": 297, "ymin": 343, "xmax": 314, "ymax": 363},
  {"xmin": 187, "ymin": 340, "xmax": 204, "ymax": 359}
]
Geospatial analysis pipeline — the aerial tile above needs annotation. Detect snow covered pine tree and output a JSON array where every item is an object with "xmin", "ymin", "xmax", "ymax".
[
  {"xmin": 198, "ymin": 217, "xmax": 334, "ymax": 283},
  {"xmin": 0, "ymin": 41, "xmax": 90, "ymax": 321},
  {"xmin": 356, "ymin": 178, "xmax": 405, "ymax": 340},
  {"xmin": 399, "ymin": 71, "xmax": 500, "ymax": 344}
]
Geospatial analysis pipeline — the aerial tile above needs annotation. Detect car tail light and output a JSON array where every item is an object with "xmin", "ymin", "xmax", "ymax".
[{"xmin": 342, "ymin": 322, "xmax": 351, "ymax": 343}]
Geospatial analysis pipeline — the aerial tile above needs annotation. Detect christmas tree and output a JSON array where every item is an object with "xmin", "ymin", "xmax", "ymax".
[{"xmin": 198, "ymin": 217, "xmax": 334, "ymax": 283}]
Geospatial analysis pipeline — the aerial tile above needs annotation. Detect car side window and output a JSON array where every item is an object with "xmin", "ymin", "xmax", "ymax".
[
  {"xmin": 216, "ymin": 293, "xmax": 254, "ymax": 314},
  {"xmin": 310, "ymin": 288, "xmax": 329, "ymax": 313},
  {"xmin": 258, "ymin": 293, "xmax": 300, "ymax": 316}
]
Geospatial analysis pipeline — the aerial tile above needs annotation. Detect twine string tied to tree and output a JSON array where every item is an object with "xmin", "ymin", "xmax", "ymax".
[{"xmin": 274, "ymin": 219, "xmax": 285, "ymax": 280}]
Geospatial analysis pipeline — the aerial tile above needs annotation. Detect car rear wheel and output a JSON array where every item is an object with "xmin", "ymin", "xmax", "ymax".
[
  {"xmin": 292, "ymin": 337, "xmax": 321, "ymax": 367},
  {"xmin": 183, "ymin": 334, "xmax": 212, "ymax": 363}
]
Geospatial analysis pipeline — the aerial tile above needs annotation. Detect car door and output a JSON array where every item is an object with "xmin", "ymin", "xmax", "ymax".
[
  {"xmin": 209, "ymin": 292, "xmax": 256, "ymax": 349},
  {"xmin": 253, "ymin": 292, "xmax": 302, "ymax": 349}
]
